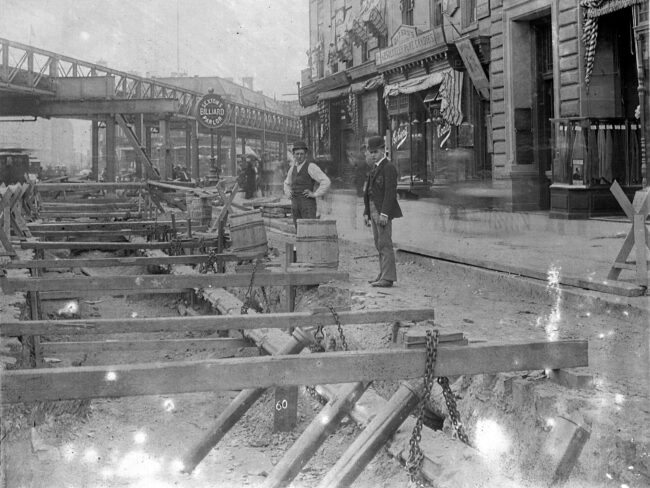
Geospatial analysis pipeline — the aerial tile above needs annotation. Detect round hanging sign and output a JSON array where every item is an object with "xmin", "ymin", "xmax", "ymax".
[{"xmin": 197, "ymin": 93, "xmax": 227, "ymax": 129}]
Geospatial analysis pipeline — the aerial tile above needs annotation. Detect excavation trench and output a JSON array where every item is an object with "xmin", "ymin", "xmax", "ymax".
[{"xmin": 1, "ymin": 233, "xmax": 647, "ymax": 488}]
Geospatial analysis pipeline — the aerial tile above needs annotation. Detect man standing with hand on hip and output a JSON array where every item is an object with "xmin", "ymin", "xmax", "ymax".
[
  {"xmin": 284, "ymin": 139, "xmax": 331, "ymax": 228},
  {"xmin": 363, "ymin": 135, "xmax": 402, "ymax": 287}
]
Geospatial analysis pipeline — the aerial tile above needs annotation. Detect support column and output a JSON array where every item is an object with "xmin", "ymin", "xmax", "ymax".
[
  {"xmin": 230, "ymin": 127, "xmax": 237, "ymax": 176},
  {"xmin": 105, "ymin": 115, "xmax": 116, "ymax": 182},
  {"xmin": 217, "ymin": 133, "xmax": 223, "ymax": 177},
  {"xmin": 192, "ymin": 121, "xmax": 200, "ymax": 181},
  {"xmin": 160, "ymin": 117, "xmax": 172, "ymax": 181},
  {"xmin": 134, "ymin": 114, "xmax": 144, "ymax": 179},
  {"xmin": 91, "ymin": 118, "xmax": 99, "ymax": 181},
  {"xmin": 185, "ymin": 121, "xmax": 192, "ymax": 175}
]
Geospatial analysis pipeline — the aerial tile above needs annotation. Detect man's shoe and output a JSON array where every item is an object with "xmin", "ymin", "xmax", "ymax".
[
  {"xmin": 371, "ymin": 279, "xmax": 393, "ymax": 288},
  {"xmin": 368, "ymin": 275, "xmax": 381, "ymax": 283}
]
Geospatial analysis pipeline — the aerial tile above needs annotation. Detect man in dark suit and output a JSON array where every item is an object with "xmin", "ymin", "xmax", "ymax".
[{"xmin": 363, "ymin": 135, "xmax": 402, "ymax": 287}]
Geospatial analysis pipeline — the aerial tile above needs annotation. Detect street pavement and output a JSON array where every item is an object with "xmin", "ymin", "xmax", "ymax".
[{"xmin": 315, "ymin": 190, "xmax": 650, "ymax": 315}]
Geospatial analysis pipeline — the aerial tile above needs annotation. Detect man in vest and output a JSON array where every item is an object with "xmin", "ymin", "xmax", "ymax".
[
  {"xmin": 283, "ymin": 139, "xmax": 331, "ymax": 227},
  {"xmin": 363, "ymin": 135, "xmax": 402, "ymax": 287}
]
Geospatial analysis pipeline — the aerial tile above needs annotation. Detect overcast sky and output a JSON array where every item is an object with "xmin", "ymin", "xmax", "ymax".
[{"xmin": 0, "ymin": 0, "xmax": 309, "ymax": 99}]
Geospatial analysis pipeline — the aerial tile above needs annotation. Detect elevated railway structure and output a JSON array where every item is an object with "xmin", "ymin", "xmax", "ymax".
[{"xmin": 0, "ymin": 37, "xmax": 300, "ymax": 181}]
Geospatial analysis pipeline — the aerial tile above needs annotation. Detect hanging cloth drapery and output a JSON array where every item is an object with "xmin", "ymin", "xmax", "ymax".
[
  {"xmin": 439, "ymin": 69, "xmax": 464, "ymax": 126},
  {"xmin": 580, "ymin": 0, "xmax": 644, "ymax": 87}
]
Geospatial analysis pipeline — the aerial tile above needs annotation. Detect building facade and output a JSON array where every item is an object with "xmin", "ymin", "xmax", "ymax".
[{"xmin": 299, "ymin": 0, "xmax": 649, "ymax": 217}]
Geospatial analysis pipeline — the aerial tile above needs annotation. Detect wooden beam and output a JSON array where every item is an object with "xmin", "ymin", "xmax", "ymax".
[
  {"xmin": 0, "ymin": 270, "xmax": 349, "ymax": 293},
  {"xmin": 37, "ymin": 211, "xmax": 143, "ymax": 219},
  {"xmin": 1, "ymin": 309, "xmax": 431, "ymax": 337},
  {"xmin": 35, "ymin": 182, "xmax": 145, "ymax": 192},
  {"xmin": 1, "ymin": 340, "xmax": 588, "ymax": 403},
  {"xmin": 13, "ymin": 240, "xmax": 219, "ymax": 251},
  {"xmin": 2, "ymin": 253, "xmax": 257, "ymax": 270},
  {"xmin": 41, "ymin": 337, "xmax": 250, "ymax": 355},
  {"xmin": 27, "ymin": 220, "xmax": 202, "ymax": 232}
]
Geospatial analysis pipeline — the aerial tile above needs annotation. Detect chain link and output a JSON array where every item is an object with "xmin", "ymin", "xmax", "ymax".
[
  {"xmin": 437, "ymin": 376, "xmax": 471, "ymax": 446},
  {"xmin": 169, "ymin": 236, "xmax": 185, "ymax": 256},
  {"xmin": 240, "ymin": 259, "xmax": 259, "ymax": 315},
  {"xmin": 326, "ymin": 305, "xmax": 348, "ymax": 351},
  {"xmin": 305, "ymin": 322, "xmax": 328, "ymax": 404},
  {"xmin": 199, "ymin": 247, "xmax": 220, "ymax": 274},
  {"xmin": 406, "ymin": 329, "xmax": 439, "ymax": 486}
]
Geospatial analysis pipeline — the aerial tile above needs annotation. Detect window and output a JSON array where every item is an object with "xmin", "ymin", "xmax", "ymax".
[
  {"xmin": 401, "ymin": 0, "xmax": 414, "ymax": 26},
  {"xmin": 461, "ymin": 0, "xmax": 476, "ymax": 28},
  {"xmin": 361, "ymin": 41, "xmax": 369, "ymax": 63},
  {"xmin": 430, "ymin": 0, "xmax": 443, "ymax": 28}
]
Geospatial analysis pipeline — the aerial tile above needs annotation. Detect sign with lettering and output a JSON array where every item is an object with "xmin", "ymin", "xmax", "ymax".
[
  {"xmin": 197, "ymin": 93, "xmax": 227, "ymax": 129},
  {"xmin": 391, "ymin": 24, "xmax": 418, "ymax": 45},
  {"xmin": 376, "ymin": 30, "xmax": 437, "ymax": 66},
  {"xmin": 454, "ymin": 37, "xmax": 490, "ymax": 100}
]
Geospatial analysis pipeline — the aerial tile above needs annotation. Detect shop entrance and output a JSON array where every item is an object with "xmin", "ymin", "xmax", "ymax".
[{"xmin": 532, "ymin": 16, "xmax": 554, "ymax": 210}]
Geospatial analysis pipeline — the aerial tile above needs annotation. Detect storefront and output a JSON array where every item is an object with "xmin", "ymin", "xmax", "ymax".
[
  {"xmin": 549, "ymin": 1, "xmax": 648, "ymax": 218},
  {"xmin": 375, "ymin": 25, "xmax": 491, "ymax": 197}
]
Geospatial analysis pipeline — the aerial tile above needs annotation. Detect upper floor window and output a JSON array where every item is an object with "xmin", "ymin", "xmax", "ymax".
[
  {"xmin": 430, "ymin": 0, "xmax": 442, "ymax": 28},
  {"xmin": 461, "ymin": 0, "xmax": 476, "ymax": 28},
  {"xmin": 400, "ymin": 0, "xmax": 415, "ymax": 26}
]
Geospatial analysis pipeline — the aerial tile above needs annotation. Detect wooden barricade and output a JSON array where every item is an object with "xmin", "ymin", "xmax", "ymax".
[{"xmin": 608, "ymin": 182, "xmax": 650, "ymax": 287}]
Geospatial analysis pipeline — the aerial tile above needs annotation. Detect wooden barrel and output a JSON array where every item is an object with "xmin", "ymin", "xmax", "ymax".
[
  {"xmin": 186, "ymin": 195, "xmax": 212, "ymax": 226},
  {"xmin": 229, "ymin": 209, "xmax": 268, "ymax": 256},
  {"xmin": 295, "ymin": 219, "xmax": 339, "ymax": 269}
]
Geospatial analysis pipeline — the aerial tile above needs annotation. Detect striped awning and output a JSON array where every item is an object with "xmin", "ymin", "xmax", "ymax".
[
  {"xmin": 580, "ymin": 0, "xmax": 643, "ymax": 87},
  {"xmin": 383, "ymin": 70, "xmax": 446, "ymax": 98}
]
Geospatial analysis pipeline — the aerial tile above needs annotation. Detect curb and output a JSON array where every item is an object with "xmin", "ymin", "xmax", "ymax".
[{"xmin": 395, "ymin": 243, "xmax": 645, "ymax": 297}]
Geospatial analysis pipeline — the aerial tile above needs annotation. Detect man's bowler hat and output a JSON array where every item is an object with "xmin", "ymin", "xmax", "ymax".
[
  {"xmin": 367, "ymin": 136, "xmax": 385, "ymax": 151},
  {"xmin": 291, "ymin": 140, "xmax": 309, "ymax": 152}
]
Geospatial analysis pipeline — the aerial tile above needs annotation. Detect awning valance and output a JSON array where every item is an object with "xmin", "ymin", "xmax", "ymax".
[
  {"xmin": 351, "ymin": 75, "xmax": 384, "ymax": 94},
  {"xmin": 299, "ymin": 104, "xmax": 320, "ymax": 117},
  {"xmin": 318, "ymin": 86, "xmax": 350, "ymax": 101},
  {"xmin": 383, "ymin": 70, "xmax": 446, "ymax": 98}
]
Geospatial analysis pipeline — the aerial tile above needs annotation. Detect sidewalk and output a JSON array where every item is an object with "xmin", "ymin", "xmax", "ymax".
[{"xmin": 315, "ymin": 190, "xmax": 650, "ymax": 313}]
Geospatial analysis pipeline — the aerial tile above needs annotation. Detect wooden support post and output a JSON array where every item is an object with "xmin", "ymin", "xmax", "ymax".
[
  {"xmin": 273, "ymin": 386, "xmax": 299, "ymax": 432},
  {"xmin": 541, "ymin": 416, "xmax": 591, "ymax": 487},
  {"xmin": 181, "ymin": 330, "xmax": 310, "ymax": 473},
  {"xmin": 264, "ymin": 382, "xmax": 368, "ymax": 488},
  {"xmin": 191, "ymin": 121, "xmax": 200, "ymax": 181},
  {"xmin": 316, "ymin": 380, "xmax": 424, "ymax": 488},
  {"xmin": 284, "ymin": 242, "xmax": 296, "ymax": 313}
]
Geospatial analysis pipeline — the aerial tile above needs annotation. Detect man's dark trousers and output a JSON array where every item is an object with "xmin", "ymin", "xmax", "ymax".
[{"xmin": 291, "ymin": 195, "xmax": 317, "ymax": 227}]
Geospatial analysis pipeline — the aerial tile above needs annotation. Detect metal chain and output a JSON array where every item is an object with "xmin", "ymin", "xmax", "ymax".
[
  {"xmin": 199, "ymin": 248, "xmax": 220, "ymax": 274},
  {"xmin": 327, "ymin": 305, "xmax": 348, "ymax": 351},
  {"xmin": 406, "ymin": 329, "xmax": 439, "ymax": 486},
  {"xmin": 305, "ymin": 322, "xmax": 328, "ymax": 404},
  {"xmin": 240, "ymin": 259, "xmax": 259, "ymax": 315},
  {"xmin": 437, "ymin": 376, "xmax": 471, "ymax": 446},
  {"xmin": 169, "ymin": 236, "xmax": 184, "ymax": 256}
]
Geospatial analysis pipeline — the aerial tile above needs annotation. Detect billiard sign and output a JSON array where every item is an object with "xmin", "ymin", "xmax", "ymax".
[{"xmin": 197, "ymin": 93, "xmax": 227, "ymax": 129}]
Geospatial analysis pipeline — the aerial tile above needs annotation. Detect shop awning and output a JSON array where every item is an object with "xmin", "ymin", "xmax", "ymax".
[
  {"xmin": 318, "ymin": 86, "xmax": 350, "ymax": 101},
  {"xmin": 383, "ymin": 70, "xmax": 446, "ymax": 98},
  {"xmin": 350, "ymin": 75, "xmax": 384, "ymax": 94},
  {"xmin": 299, "ymin": 104, "xmax": 320, "ymax": 117},
  {"xmin": 423, "ymin": 88, "xmax": 440, "ymax": 104}
]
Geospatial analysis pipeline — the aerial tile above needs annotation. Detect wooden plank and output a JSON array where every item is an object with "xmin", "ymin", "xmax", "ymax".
[
  {"xmin": 38, "ymin": 288, "xmax": 193, "ymax": 299},
  {"xmin": 1, "ymin": 340, "xmax": 588, "ymax": 403},
  {"xmin": 633, "ymin": 213, "xmax": 648, "ymax": 287},
  {"xmin": 2, "ymin": 253, "xmax": 258, "ymax": 270},
  {"xmin": 148, "ymin": 181, "xmax": 213, "ymax": 197},
  {"xmin": 41, "ymin": 337, "xmax": 250, "ymax": 354},
  {"xmin": 1, "ymin": 308, "xmax": 433, "ymax": 337},
  {"xmin": 30, "ymin": 230, "xmax": 152, "ymax": 239},
  {"xmin": 41, "ymin": 202, "xmax": 140, "ymax": 211},
  {"xmin": 38, "ymin": 211, "xmax": 143, "ymax": 219},
  {"xmin": 13, "ymin": 240, "xmax": 219, "ymax": 251},
  {"xmin": 0, "ymin": 270, "xmax": 349, "ymax": 293},
  {"xmin": 36, "ymin": 182, "xmax": 145, "ymax": 192},
  {"xmin": 27, "ymin": 220, "xmax": 203, "ymax": 232}
]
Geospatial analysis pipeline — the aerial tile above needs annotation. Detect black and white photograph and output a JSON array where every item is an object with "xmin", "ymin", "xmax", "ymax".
[{"xmin": 1, "ymin": 1, "xmax": 648, "ymax": 487}]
